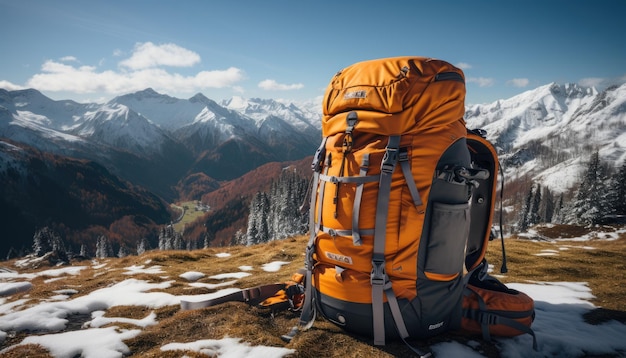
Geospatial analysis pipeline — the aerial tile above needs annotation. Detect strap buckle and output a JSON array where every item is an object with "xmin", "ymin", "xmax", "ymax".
[
  {"xmin": 242, "ymin": 287, "xmax": 263, "ymax": 303},
  {"xmin": 305, "ymin": 245, "xmax": 315, "ymax": 269},
  {"xmin": 381, "ymin": 147, "xmax": 398, "ymax": 174},
  {"xmin": 371, "ymin": 255, "xmax": 386, "ymax": 286}
]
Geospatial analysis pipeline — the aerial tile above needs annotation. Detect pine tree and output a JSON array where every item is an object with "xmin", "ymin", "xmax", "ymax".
[
  {"xmin": 117, "ymin": 246, "xmax": 128, "ymax": 258},
  {"xmin": 95, "ymin": 235, "xmax": 112, "ymax": 258},
  {"xmin": 79, "ymin": 244, "xmax": 88, "ymax": 257},
  {"xmin": 32, "ymin": 227, "xmax": 54, "ymax": 256},
  {"xmin": 245, "ymin": 170, "xmax": 309, "ymax": 245},
  {"xmin": 32, "ymin": 227, "xmax": 69, "ymax": 262},
  {"xmin": 569, "ymin": 151, "xmax": 609, "ymax": 225},
  {"xmin": 232, "ymin": 229, "xmax": 247, "ymax": 246},
  {"xmin": 553, "ymin": 194, "xmax": 565, "ymax": 224},
  {"xmin": 540, "ymin": 187, "xmax": 555, "ymax": 223},
  {"xmin": 246, "ymin": 191, "xmax": 270, "ymax": 245},
  {"xmin": 529, "ymin": 184, "xmax": 542, "ymax": 226},
  {"xmin": 517, "ymin": 187, "xmax": 533, "ymax": 232},
  {"xmin": 158, "ymin": 225, "xmax": 175, "ymax": 250},
  {"xmin": 137, "ymin": 238, "xmax": 148, "ymax": 255},
  {"xmin": 608, "ymin": 160, "xmax": 626, "ymax": 217},
  {"xmin": 203, "ymin": 233, "xmax": 211, "ymax": 249},
  {"xmin": 50, "ymin": 234, "xmax": 69, "ymax": 263},
  {"xmin": 173, "ymin": 231, "xmax": 183, "ymax": 250}
]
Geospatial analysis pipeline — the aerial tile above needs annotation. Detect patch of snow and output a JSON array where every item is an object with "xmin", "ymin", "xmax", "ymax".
[
  {"xmin": 123, "ymin": 265, "xmax": 165, "ymax": 275},
  {"xmin": 261, "ymin": 261, "xmax": 290, "ymax": 272},
  {"xmin": 209, "ymin": 272, "xmax": 251, "ymax": 280},
  {"xmin": 180, "ymin": 271, "xmax": 205, "ymax": 281},
  {"xmin": 161, "ymin": 337, "xmax": 295, "ymax": 358},
  {"xmin": 85, "ymin": 310, "xmax": 158, "ymax": 329}
]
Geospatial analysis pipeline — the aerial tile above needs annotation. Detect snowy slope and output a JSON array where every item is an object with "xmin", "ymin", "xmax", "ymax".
[
  {"xmin": 1, "ymin": 228, "xmax": 625, "ymax": 357},
  {"xmin": 1, "ymin": 84, "xmax": 624, "ymax": 196},
  {"xmin": 465, "ymin": 83, "xmax": 626, "ymax": 193},
  {"xmin": 70, "ymin": 103, "xmax": 174, "ymax": 155},
  {"xmin": 0, "ymin": 88, "xmax": 98, "ymax": 130},
  {"xmin": 221, "ymin": 96, "xmax": 320, "ymax": 134},
  {"xmin": 112, "ymin": 88, "xmax": 206, "ymax": 130}
]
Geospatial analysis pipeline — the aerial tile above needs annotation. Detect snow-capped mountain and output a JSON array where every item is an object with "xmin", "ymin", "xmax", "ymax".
[
  {"xmin": 465, "ymin": 82, "xmax": 626, "ymax": 193},
  {"xmin": 221, "ymin": 96, "xmax": 320, "ymax": 135},
  {"xmin": 2, "ymin": 83, "xmax": 625, "ymax": 200},
  {"xmin": 0, "ymin": 88, "xmax": 323, "ymax": 198},
  {"xmin": 113, "ymin": 89, "xmax": 217, "ymax": 130},
  {"xmin": 69, "ymin": 103, "xmax": 177, "ymax": 156},
  {"xmin": 1, "ymin": 83, "xmax": 625, "ymax": 259}
]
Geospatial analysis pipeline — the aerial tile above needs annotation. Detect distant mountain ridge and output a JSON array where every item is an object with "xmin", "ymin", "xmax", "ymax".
[
  {"xmin": 465, "ymin": 82, "xmax": 626, "ymax": 193},
  {"xmin": 0, "ymin": 88, "xmax": 323, "ymax": 199},
  {"xmin": 1, "ymin": 82, "xmax": 625, "ymax": 258}
]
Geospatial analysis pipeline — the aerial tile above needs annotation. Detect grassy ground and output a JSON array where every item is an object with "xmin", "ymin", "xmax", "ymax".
[{"xmin": 1, "ymin": 224, "xmax": 624, "ymax": 357}]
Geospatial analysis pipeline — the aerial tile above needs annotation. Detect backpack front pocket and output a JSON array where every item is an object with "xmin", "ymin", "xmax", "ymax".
[{"xmin": 423, "ymin": 202, "xmax": 469, "ymax": 281}]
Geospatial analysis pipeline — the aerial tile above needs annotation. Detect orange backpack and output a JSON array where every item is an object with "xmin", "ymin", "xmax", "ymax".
[
  {"xmin": 296, "ymin": 56, "xmax": 536, "ymax": 353},
  {"xmin": 178, "ymin": 56, "xmax": 536, "ymax": 355}
]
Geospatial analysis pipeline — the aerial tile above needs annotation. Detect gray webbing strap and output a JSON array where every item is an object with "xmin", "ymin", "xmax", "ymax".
[
  {"xmin": 300, "ymin": 137, "xmax": 327, "ymax": 330},
  {"xmin": 371, "ymin": 135, "xmax": 401, "ymax": 345},
  {"xmin": 318, "ymin": 173, "xmax": 379, "ymax": 184},
  {"xmin": 180, "ymin": 283, "xmax": 285, "ymax": 311},
  {"xmin": 352, "ymin": 153, "xmax": 370, "ymax": 246},
  {"xmin": 399, "ymin": 148, "xmax": 423, "ymax": 206},
  {"xmin": 384, "ymin": 281, "xmax": 410, "ymax": 337},
  {"xmin": 308, "ymin": 172, "xmax": 320, "ymax": 240},
  {"xmin": 320, "ymin": 226, "xmax": 375, "ymax": 238},
  {"xmin": 308, "ymin": 138, "xmax": 327, "ymax": 239},
  {"xmin": 315, "ymin": 153, "xmax": 331, "ymax": 233}
]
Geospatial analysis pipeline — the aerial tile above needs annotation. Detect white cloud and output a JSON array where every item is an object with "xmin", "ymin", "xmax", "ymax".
[
  {"xmin": 579, "ymin": 77, "xmax": 605, "ymax": 88},
  {"xmin": 11, "ymin": 42, "xmax": 249, "ymax": 98},
  {"xmin": 0, "ymin": 80, "xmax": 26, "ymax": 91},
  {"xmin": 119, "ymin": 42, "xmax": 201, "ymax": 70},
  {"xmin": 507, "ymin": 78, "xmax": 529, "ymax": 87},
  {"xmin": 59, "ymin": 56, "xmax": 78, "ymax": 62},
  {"xmin": 455, "ymin": 62, "xmax": 472, "ymax": 70},
  {"xmin": 467, "ymin": 77, "xmax": 495, "ymax": 87},
  {"xmin": 258, "ymin": 79, "xmax": 304, "ymax": 91},
  {"xmin": 579, "ymin": 75, "xmax": 626, "ymax": 91},
  {"xmin": 25, "ymin": 59, "xmax": 244, "ymax": 95}
]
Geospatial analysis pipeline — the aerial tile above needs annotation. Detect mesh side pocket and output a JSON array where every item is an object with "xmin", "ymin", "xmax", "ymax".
[{"xmin": 424, "ymin": 202, "xmax": 469, "ymax": 279}]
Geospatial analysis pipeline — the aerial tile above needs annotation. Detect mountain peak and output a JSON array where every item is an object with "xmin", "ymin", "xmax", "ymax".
[
  {"xmin": 549, "ymin": 82, "xmax": 597, "ymax": 99},
  {"xmin": 112, "ymin": 88, "xmax": 177, "ymax": 104},
  {"xmin": 221, "ymin": 96, "xmax": 248, "ymax": 110},
  {"xmin": 138, "ymin": 87, "xmax": 160, "ymax": 96},
  {"xmin": 189, "ymin": 92, "xmax": 210, "ymax": 103}
]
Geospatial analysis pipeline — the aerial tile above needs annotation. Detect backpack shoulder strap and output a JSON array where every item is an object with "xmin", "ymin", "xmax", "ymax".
[{"xmin": 180, "ymin": 283, "xmax": 286, "ymax": 311}]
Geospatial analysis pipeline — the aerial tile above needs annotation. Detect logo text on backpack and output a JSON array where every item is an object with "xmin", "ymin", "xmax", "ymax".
[
  {"xmin": 325, "ymin": 251, "xmax": 353, "ymax": 265},
  {"xmin": 344, "ymin": 90, "xmax": 367, "ymax": 99},
  {"xmin": 428, "ymin": 321, "xmax": 444, "ymax": 330}
]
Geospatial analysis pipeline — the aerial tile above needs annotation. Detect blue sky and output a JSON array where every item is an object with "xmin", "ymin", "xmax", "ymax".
[{"xmin": 0, "ymin": 0, "xmax": 624, "ymax": 106}]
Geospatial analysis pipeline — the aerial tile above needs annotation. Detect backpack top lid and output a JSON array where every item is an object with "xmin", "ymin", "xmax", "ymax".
[{"xmin": 321, "ymin": 56, "xmax": 466, "ymax": 137}]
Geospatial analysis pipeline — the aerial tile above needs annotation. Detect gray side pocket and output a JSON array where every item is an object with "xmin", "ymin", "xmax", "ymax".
[{"xmin": 424, "ymin": 202, "xmax": 469, "ymax": 277}]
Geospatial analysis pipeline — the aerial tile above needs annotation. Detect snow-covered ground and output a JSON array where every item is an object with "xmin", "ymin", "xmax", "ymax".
[{"xmin": 1, "ymin": 231, "xmax": 625, "ymax": 358}]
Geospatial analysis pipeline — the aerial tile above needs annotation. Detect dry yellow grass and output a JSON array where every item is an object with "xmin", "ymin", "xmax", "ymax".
[{"xmin": 1, "ymin": 225, "xmax": 624, "ymax": 357}]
